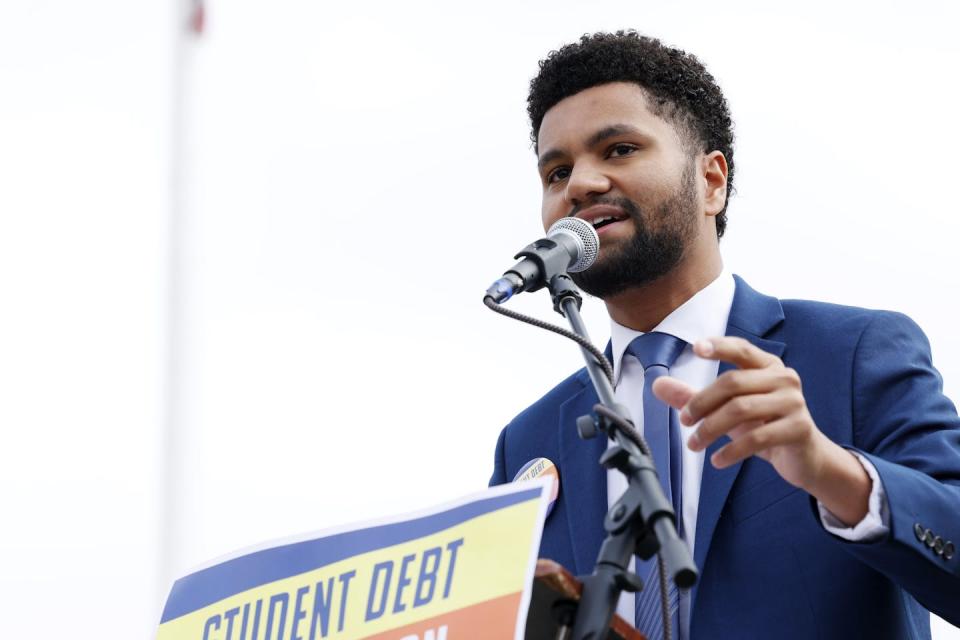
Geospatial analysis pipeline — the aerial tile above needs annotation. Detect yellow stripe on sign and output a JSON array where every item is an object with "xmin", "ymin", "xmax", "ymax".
[{"xmin": 157, "ymin": 498, "xmax": 542, "ymax": 640}]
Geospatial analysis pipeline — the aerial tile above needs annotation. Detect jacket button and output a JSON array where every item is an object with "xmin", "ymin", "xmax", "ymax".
[
  {"xmin": 945, "ymin": 542, "xmax": 956, "ymax": 561},
  {"xmin": 914, "ymin": 522, "xmax": 926, "ymax": 542},
  {"xmin": 924, "ymin": 530, "xmax": 936, "ymax": 548},
  {"xmin": 934, "ymin": 537, "xmax": 945, "ymax": 555}
]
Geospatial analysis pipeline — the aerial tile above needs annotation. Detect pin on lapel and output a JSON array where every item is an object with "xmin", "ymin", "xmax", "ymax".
[{"xmin": 513, "ymin": 457, "xmax": 561, "ymax": 518}]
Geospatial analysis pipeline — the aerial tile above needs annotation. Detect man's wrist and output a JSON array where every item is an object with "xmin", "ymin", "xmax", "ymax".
[
  {"xmin": 803, "ymin": 435, "xmax": 872, "ymax": 527},
  {"xmin": 817, "ymin": 450, "xmax": 889, "ymax": 541}
]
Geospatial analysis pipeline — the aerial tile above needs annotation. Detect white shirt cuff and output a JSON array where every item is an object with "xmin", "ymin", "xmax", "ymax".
[{"xmin": 817, "ymin": 451, "xmax": 890, "ymax": 542}]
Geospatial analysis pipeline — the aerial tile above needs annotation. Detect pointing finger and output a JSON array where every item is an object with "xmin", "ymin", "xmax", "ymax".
[{"xmin": 693, "ymin": 336, "xmax": 783, "ymax": 370}]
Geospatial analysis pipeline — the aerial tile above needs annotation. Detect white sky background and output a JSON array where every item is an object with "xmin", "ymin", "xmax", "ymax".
[{"xmin": 1, "ymin": 0, "xmax": 958, "ymax": 637}]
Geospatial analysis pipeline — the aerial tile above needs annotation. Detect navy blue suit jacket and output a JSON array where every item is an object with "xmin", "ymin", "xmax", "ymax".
[{"xmin": 490, "ymin": 276, "xmax": 960, "ymax": 638}]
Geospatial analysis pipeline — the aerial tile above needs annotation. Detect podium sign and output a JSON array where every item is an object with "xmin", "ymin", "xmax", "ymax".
[{"xmin": 157, "ymin": 481, "xmax": 551, "ymax": 640}]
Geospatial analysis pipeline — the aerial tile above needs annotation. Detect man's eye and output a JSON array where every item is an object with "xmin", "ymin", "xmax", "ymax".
[
  {"xmin": 546, "ymin": 167, "xmax": 571, "ymax": 184},
  {"xmin": 608, "ymin": 144, "xmax": 638, "ymax": 158}
]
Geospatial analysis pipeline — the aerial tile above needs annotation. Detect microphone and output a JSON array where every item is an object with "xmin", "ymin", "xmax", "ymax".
[{"xmin": 485, "ymin": 217, "xmax": 600, "ymax": 303}]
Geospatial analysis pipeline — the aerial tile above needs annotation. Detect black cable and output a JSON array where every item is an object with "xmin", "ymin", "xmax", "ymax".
[
  {"xmin": 657, "ymin": 553, "xmax": 672, "ymax": 640},
  {"xmin": 483, "ymin": 295, "xmax": 615, "ymax": 384}
]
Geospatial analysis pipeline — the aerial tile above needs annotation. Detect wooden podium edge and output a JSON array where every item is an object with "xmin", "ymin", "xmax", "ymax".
[{"xmin": 530, "ymin": 558, "xmax": 646, "ymax": 640}]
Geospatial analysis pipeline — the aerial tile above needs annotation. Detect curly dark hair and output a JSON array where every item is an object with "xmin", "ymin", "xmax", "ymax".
[{"xmin": 528, "ymin": 30, "xmax": 735, "ymax": 237}]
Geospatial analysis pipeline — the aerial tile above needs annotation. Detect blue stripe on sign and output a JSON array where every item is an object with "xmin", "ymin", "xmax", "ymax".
[{"xmin": 159, "ymin": 487, "xmax": 542, "ymax": 623}]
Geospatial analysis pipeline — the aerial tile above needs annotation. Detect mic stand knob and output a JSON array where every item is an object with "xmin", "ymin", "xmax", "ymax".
[{"xmin": 576, "ymin": 414, "xmax": 600, "ymax": 439}]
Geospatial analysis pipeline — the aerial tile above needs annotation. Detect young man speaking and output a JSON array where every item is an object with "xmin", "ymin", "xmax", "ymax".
[{"xmin": 490, "ymin": 31, "xmax": 960, "ymax": 639}]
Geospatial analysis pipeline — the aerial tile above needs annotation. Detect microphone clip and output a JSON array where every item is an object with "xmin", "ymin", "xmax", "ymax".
[{"xmin": 547, "ymin": 273, "xmax": 583, "ymax": 316}]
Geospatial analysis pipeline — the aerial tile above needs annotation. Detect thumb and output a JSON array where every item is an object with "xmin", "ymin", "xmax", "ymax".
[{"xmin": 651, "ymin": 376, "xmax": 696, "ymax": 410}]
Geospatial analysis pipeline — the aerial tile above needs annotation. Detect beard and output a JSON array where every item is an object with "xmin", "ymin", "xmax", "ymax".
[{"xmin": 570, "ymin": 163, "xmax": 699, "ymax": 299}]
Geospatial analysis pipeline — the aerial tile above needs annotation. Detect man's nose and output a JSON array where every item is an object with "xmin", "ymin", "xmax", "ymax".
[{"xmin": 564, "ymin": 166, "xmax": 610, "ymax": 207}]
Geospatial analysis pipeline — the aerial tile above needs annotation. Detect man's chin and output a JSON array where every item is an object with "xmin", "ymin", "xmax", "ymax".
[{"xmin": 571, "ymin": 244, "xmax": 680, "ymax": 298}]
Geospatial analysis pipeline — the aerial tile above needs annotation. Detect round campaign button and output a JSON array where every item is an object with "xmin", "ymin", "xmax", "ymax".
[{"xmin": 513, "ymin": 457, "xmax": 560, "ymax": 518}]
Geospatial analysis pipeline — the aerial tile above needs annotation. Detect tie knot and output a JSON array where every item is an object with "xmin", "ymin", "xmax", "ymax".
[{"xmin": 626, "ymin": 332, "xmax": 687, "ymax": 370}]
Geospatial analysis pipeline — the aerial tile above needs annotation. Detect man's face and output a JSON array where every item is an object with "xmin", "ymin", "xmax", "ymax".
[{"xmin": 536, "ymin": 82, "xmax": 702, "ymax": 298}]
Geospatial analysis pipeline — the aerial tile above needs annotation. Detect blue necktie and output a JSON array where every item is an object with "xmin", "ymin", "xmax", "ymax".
[{"xmin": 627, "ymin": 332, "xmax": 687, "ymax": 640}]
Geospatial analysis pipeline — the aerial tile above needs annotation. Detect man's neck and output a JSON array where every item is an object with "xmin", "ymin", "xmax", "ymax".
[{"xmin": 603, "ymin": 252, "xmax": 723, "ymax": 332}]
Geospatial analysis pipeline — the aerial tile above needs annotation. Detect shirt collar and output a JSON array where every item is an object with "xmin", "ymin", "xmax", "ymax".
[{"xmin": 609, "ymin": 269, "xmax": 736, "ymax": 382}]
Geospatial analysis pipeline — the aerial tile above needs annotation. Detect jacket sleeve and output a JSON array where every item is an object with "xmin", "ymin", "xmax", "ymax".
[
  {"xmin": 831, "ymin": 311, "xmax": 960, "ymax": 623},
  {"xmin": 489, "ymin": 426, "xmax": 508, "ymax": 487}
]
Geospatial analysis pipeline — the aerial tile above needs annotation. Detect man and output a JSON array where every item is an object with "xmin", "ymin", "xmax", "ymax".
[{"xmin": 489, "ymin": 31, "xmax": 960, "ymax": 639}]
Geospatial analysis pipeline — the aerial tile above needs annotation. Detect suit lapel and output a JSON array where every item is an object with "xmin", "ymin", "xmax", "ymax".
[
  {"xmin": 559, "ymin": 381, "xmax": 607, "ymax": 575},
  {"xmin": 557, "ymin": 344, "xmax": 613, "ymax": 576},
  {"xmin": 692, "ymin": 276, "xmax": 786, "ymax": 598}
]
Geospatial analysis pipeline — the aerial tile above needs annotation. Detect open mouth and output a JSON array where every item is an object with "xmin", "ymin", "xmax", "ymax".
[
  {"xmin": 575, "ymin": 205, "xmax": 630, "ymax": 233},
  {"xmin": 591, "ymin": 215, "xmax": 624, "ymax": 230}
]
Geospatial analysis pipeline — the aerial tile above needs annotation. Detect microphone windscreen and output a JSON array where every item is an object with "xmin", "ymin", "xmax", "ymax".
[{"xmin": 547, "ymin": 217, "xmax": 600, "ymax": 272}]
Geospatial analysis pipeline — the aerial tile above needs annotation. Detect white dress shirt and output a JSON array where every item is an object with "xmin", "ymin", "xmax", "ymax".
[{"xmin": 605, "ymin": 270, "xmax": 889, "ymax": 637}]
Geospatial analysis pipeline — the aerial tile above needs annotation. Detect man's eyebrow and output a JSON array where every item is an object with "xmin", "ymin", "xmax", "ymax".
[
  {"xmin": 585, "ymin": 124, "xmax": 645, "ymax": 148},
  {"xmin": 537, "ymin": 124, "xmax": 646, "ymax": 171},
  {"xmin": 537, "ymin": 148, "xmax": 565, "ymax": 172}
]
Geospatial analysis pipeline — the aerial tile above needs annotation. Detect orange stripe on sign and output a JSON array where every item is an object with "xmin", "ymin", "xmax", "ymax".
[{"xmin": 360, "ymin": 591, "xmax": 523, "ymax": 640}]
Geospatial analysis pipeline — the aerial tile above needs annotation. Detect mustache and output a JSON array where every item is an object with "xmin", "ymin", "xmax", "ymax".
[{"xmin": 567, "ymin": 196, "xmax": 643, "ymax": 219}]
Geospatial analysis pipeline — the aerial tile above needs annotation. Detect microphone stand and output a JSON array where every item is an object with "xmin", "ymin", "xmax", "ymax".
[{"xmin": 546, "ymin": 273, "xmax": 698, "ymax": 640}]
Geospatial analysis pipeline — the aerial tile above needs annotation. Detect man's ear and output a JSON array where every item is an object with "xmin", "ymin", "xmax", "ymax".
[{"xmin": 702, "ymin": 150, "xmax": 728, "ymax": 218}]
